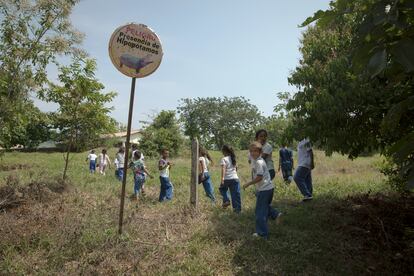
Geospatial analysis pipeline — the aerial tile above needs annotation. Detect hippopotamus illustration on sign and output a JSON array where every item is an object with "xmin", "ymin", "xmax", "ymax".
[{"xmin": 119, "ymin": 54, "xmax": 154, "ymax": 73}]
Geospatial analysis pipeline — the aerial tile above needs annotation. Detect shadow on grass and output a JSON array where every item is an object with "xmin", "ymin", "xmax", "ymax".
[{"xmin": 206, "ymin": 193, "xmax": 414, "ymax": 275}]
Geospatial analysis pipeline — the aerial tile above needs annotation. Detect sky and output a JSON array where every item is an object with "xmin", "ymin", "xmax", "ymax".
[{"xmin": 34, "ymin": 0, "xmax": 331, "ymax": 129}]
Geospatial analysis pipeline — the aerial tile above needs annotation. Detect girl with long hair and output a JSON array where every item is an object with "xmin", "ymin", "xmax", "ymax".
[{"xmin": 219, "ymin": 145, "xmax": 241, "ymax": 213}]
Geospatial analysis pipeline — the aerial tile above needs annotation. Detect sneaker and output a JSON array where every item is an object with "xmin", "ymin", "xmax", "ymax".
[
  {"xmin": 302, "ymin": 196, "xmax": 313, "ymax": 202},
  {"xmin": 252, "ymin": 233, "xmax": 260, "ymax": 238},
  {"xmin": 276, "ymin": 212, "xmax": 283, "ymax": 225},
  {"xmin": 222, "ymin": 201, "xmax": 231, "ymax": 208}
]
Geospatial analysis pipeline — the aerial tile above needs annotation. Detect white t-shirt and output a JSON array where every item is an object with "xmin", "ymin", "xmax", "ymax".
[
  {"xmin": 87, "ymin": 153, "xmax": 97, "ymax": 161},
  {"xmin": 297, "ymin": 138, "xmax": 312, "ymax": 169},
  {"xmin": 220, "ymin": 156, "xmax": 238, "ymax": 180},
  {"xmin": 262, "ymin": 142, "xmax": 275, "ymax": 171},
  {"xmin": 199, "ymin": 156, "xmax": 210, "ymax": 173},
  {"xmin": 116, "ymin": 152, "xmax": 125, "ymax": 169},
  {"xmin": 99, "ymin": 153, "xmax": 110, "ymax": 166},
  {"xmin": 251, "ymin": 157, "xmax": 274, "ymax": 191},
  {"xmin": 159, "ymin": 158, "xmax": 170, "ymax": 177},
  {"xmin": 132, "ymin": 150, "xmax": 145, "ymax": 161}
]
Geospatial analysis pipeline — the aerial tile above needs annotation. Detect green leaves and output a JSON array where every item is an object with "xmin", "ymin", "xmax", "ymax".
[
  {"xmin": 0, "ymin": 0, "xmax": 82, "ymax": 148},
  {"xmin": 43, "ymin": 57, "xmax": 117, "ymax": 151},
  {"xmin": 367, "ymin": 49, "xmax": 387, "ymax": 77},
  {"xmin": 139, "ymin": 111, "xmax": 183, "ymax": 157},
  {"xmin": 288, "ymin": 0, "xmax": 414, "ymax": 190},
  {"xmin": 178, "ymin": 97, "xmax": 263, "ymax": 149},
  {"xmin": 300, "ymin": 10, "xmax": 327, "ymax": 27},
  {"xmin": 391, "ymin": 38, "xmax": 414, "ymax": 72}
]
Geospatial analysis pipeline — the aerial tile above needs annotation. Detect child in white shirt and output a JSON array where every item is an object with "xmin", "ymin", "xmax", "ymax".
[
  {"xmin": 219, "ymin": 145, "xmax": 241, "ymax": 213},
  {"xmin": 243, "ymin": 141, "xmax": 282, "ymax": 239},
  {"xmin": 86, "ymin": 150, "xmax": 97, "ymax": 173},
  {"xmin": 98, "ymin": 149, "xmax": 111, "ymax": 175}
]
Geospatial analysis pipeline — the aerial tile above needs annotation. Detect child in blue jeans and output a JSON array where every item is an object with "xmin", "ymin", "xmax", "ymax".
[
  {"xmin": 219, "ymin": 145, "xmax": 241, "ymax": 213},
  {"xmin": 158, "ymin": 148, "xmax": 174, "ymax": 202},
  {"xmin": 199, "ymin": 146, "xmax": 216, "ymax": 202},
  {"xmin": 243, "ymin": 141, "xmax": 282, "ymax": 239},
  {"xmin": 130, "ymin": 151, "xmax": 153, "ymax": 200}
]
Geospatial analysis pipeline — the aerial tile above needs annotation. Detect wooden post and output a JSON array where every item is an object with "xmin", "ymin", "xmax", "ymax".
[
  {"xmin": 190, "ymin": 138, "xmax": 199, "ymax": 206},
  {"xmin": 118, "ymin": 77, "xmax": 136, "ymax": 235}
]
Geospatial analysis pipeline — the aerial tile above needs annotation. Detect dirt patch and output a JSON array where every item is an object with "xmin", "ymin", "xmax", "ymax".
[
  {"xmin": 0, "ymin": 185, "xmax": 24, "ymax": 210},
  {"xmin": 0, "ymin": 176, "xmax": 68, "ymax": 211},
  {"xmin": 0, "ymin": 163, "xmax": 34, "ymax": 172},
  {"xmin": 332, "ymin": 193, "xmax": 414, "ymax": 274}
]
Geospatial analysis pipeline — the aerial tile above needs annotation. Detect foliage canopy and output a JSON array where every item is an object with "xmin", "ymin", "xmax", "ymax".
[{"xmin": 288, "ymin": 0, "xmax": 414, "ymax": 189}]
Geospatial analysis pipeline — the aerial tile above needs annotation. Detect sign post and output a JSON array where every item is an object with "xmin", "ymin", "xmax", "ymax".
[
  {"xmin": 108, "ymin": 23, "xmax": 163, "ymax": 234},
  {"xmin": 190, "ymin": 139, "xmax": 199, "ymax": 207}
]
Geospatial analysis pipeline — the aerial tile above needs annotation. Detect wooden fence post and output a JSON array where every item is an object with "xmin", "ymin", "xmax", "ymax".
[{"xmin": 190, "ymin": 138, "xmax": 199, "ymax": 206}]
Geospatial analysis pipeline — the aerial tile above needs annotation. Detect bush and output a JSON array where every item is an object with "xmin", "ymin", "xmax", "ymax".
[{"xmin": 138, "ymin": 111, "xmax": 184, "ymax": 157}]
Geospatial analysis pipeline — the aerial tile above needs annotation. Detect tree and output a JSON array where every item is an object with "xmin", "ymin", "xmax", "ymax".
[
  {"xmin": 12, "ymin": 104, "xmax": 52, "ymax": 149},
  {"xmin": 138, "ymin": 110, "xmax": 184, "ymax": 157},
  {"xmin": 177, "ymin": 97, "xmax": 263, "ymax": 149},
  {"xmin": 0, "ymin": 0, "xmax": 83, "ymax": 148},
  {"xmin": 287, "ymin": 0, "xmax": 414, "ymax": 189},
  {"xmin": 39, "ymin": 57, "xmax": 116, "ymax": 180}
]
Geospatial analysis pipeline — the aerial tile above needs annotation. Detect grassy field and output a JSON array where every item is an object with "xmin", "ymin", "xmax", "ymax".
[{"xmin": 1, "ymin": 148, "xmax": 412, "ymax": 275}]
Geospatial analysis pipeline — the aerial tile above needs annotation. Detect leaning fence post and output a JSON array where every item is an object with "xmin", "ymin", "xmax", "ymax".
[{"xmin": 190, "ymin": 138, "xmax": 199, "ymax": 206}]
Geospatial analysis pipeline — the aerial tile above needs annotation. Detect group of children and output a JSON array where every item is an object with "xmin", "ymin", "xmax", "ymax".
[
  {"xmin": 85, "ymin": 129, "xmax": 314, "ymax": 239},
  {"xmin": 86, "ymin": 149, "xmax": 111, "ymax": 175},
  {"xmin": 86, "ymin": 146, "xmax": 174, "ymax": 202},
  {"xmin": 196, "ymin": 129, "xmax": 314, "ymax": 239},
  {"xmin": 195, "ymin": 130, "xmax": 282, "ymax": 239}
]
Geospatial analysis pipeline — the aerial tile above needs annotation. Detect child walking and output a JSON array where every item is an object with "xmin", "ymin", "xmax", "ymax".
[
  {"xmin": 130, "ymin": 151, "xmax": 153, "ymax": 200},
  {"xmin": 255, "ymin": 129, "xmax": 276, "ymax": 180},
  {"xmin": 98, "ymin": 149, "xmax": 111, "ymax": 175},
  {"xmin": 243, "ymin": 141, "xmax": 282, "ymax": 239},
  {"xmin": 86, "ymin": 150, "xmax": 97, "ymax": 173},
  {"xmin": 219, "ymin": 145, "xmax": 241, "ymax": 213},
  {"xmin": 278, "ymin": 143, "xmax": 294, "ymax": 184},
  {"xmin": 199, "ymin": 147, "xmax": 215, "ymax": 202},
  {"xmin": 115, "ymin": 147, "xmax": 125, "ymax": 181},
  {"xmin": 158, "ymin": 148, "xmax": 174, "ymax": 202}
]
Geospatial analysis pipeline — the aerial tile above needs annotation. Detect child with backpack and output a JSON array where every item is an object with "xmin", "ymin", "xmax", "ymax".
[{"xmin": 130, "ymin": 151, "xmax": 153, "ymax": 200}]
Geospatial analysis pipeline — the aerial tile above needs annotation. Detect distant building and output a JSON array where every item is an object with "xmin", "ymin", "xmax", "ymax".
[
  {"xmin": 37, "ymin": 140, "xmax": 58, "ymax": 149},
  {"xmin": 101, "ymin": 130, "xmax": 143, "ymax": 146}
]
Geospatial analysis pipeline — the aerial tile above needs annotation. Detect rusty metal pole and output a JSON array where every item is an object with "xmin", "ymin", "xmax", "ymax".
[{"xmin": 118, "ymin": 77, "xmax": 136, "ymax": 234}]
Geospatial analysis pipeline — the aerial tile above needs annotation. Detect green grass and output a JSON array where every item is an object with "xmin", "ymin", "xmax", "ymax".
[{"xmin": 0, "ymin": 149, "xmax": 392, "ymax": 275}]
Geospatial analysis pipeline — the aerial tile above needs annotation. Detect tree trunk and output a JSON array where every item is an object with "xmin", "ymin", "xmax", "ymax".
[{"xmin": 62, "ymin": 133, "xmax": 74, "ymax": 181}]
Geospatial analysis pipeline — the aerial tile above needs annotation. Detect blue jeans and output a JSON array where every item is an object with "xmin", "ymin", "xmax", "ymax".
[
  {"xmin": 269, "ymin": 169, "xmax": 276, "ymax": 180},
  {"xmin": 159, "ymin": 176, "xmax": 173, "ymax": 202},
  {"xmin": 294, "ymin": 166, "xmax": 313, "ymax": 197},
  {"xmin": 89, "ymin": 160, "xmax": 96, "ymax": 173},
  {"xmin": 134, "ymin": 174, "xmax": 145, "ymax": 195},
  {"xmin": 201, "ymin": 172, "xmax": 215, "ymax": 202},
  {"xmin": 117, "ymin": 167, "xmax": 124, "ymax": 181},
  {"xmin": 219, "ymin": 179, "xmax": 241, "ymax": 213},
  {"xmin": 256, "ymin": 188, "xmax": 279, "ymax": 238}
]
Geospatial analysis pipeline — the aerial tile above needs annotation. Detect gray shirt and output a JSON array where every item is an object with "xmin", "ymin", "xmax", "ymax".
[
  {"xmin": 251, "ymin": 157, "xmax": 274, "ymax": 191},
  {"xmin": 116, "ymin": 152, "xmax": 125, "ymax": 169}
]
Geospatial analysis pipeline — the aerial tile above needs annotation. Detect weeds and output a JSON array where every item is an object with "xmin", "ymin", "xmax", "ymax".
[{"xmin": 0, "ymin": 150, "xmax": 412, "ymax": 275}]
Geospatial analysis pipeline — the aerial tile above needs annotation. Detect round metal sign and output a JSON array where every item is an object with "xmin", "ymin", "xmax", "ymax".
[{"xmin": 109, "ymin": 23, "xmax": 163, "ymax": 78}]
